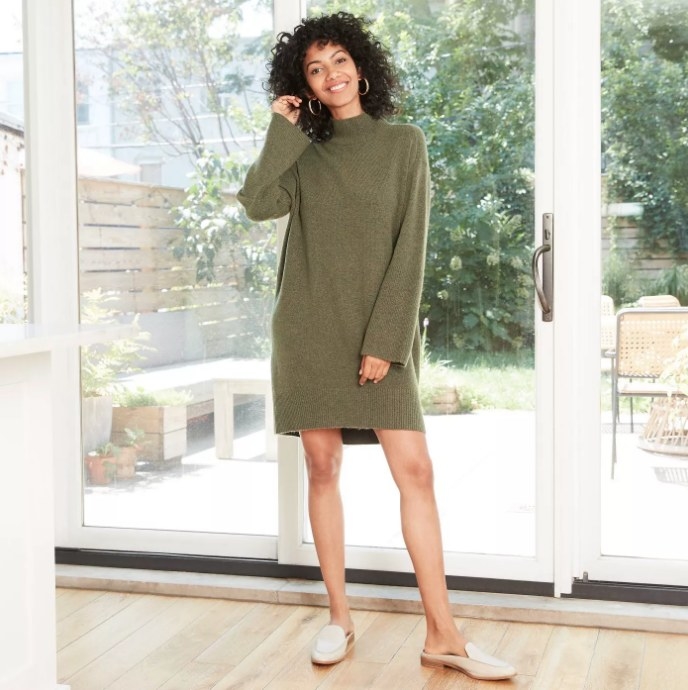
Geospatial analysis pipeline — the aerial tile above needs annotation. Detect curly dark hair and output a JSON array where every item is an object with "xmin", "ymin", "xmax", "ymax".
[{"xmin": 267, "ymin": 12, "xmax": 400, "ymax": 142}]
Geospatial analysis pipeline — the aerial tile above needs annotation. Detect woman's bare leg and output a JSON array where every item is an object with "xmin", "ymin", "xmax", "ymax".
[
  {"xmin": 301, "ymin": 428, "xmax": 353, "ymax": 634},
  {"xmin": 376, "ymin": 428, "xmax": 467, "ymax": 655}
]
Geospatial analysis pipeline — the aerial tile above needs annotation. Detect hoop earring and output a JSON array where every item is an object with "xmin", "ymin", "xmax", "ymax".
[
  {"xmin": 308, "ymin": 98, "xmax": 322, "ymax": 116},
  {"xmin": 358, "ymin": 78, "xmax": 370, "ymax": 96}
]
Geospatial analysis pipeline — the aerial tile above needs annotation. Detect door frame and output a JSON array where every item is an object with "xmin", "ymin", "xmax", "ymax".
[
  {"xmin": 41, "ymin": 0, "xmax": 680, "ymax": 593},
  {"xmin": 572, "ymin": 0, "xmax": 688, "ymax": 588},
  {"xmin": 549, "ymin": 0, "xmax": 603, "ymax": 596},
  {"xmin": 45, "ymin": 0, "xmax": 288, "ymax": 562}
]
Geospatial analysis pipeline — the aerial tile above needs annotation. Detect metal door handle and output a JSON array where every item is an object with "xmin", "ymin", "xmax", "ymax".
[{"xmin": 532, "ymin": 213, "xmax": 553, "ymax": 322}]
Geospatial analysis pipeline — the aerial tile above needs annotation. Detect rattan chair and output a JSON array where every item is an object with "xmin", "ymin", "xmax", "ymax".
[
  {"xmin": 601, "ymin": 295, "xmax": 616, "ymax": 353},
  {"xmin": 611, "ymin": 307, "xmax": 688, "ymax": 475},
  {"xmin": 636, "ymin": 294, "xmax": 680, "ymax": 308}
]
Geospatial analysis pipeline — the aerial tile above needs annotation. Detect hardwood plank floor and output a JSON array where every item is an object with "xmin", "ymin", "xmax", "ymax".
[{"xmin": 56, "ymin": 588, "xmax": 688, "ymax": 690}]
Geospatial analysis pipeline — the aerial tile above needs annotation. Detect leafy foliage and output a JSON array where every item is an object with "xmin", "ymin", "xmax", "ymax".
[
  {"xmin": 602, "ymin": 0, "xmax": 688, "ymax": 253},
  {"xmin": 171, "ymin": 150, "xmax": 277, "ymax": 356},
  {"xmin": 78, "ymin": 0, "xmax": 272, "ymax": 158},
  {"xmin": 0, "ymin": 288, "xmax": 24, "ymax": 324},
  {"xmin": 312, "ymin": 0, "xmax": 535, "ymax": 354},
  {"xmin": 113, "ymin": 386, "xmax": 192, "ymax": 407},
  {"xmin": 80, "ymin": 290, "xmax": 153, "ymax": 397},
  {"xmin": 651, "ymin": 264, "xmax": 688, "ymax": 306}
]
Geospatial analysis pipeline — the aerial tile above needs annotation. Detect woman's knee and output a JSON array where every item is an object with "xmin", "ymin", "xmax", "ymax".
[
  {"xmin": 377, "ymin": 429, "xmax": 435, "ymax": 490},
  {"xmin": 302, "ymin": 429, "xmax": 343, "ymax": 487},
  {"xmin": 399, "ymin": 455, "xmax": 435, "ymax": 490}
]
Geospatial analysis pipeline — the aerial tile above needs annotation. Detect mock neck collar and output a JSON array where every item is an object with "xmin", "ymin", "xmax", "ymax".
[{"xmin": 331, "ymin": 112, "xmax": 376, "ymax": 138}]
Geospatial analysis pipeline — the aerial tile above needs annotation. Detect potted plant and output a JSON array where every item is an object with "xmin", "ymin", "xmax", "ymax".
[
  {"xmin": 80, "ymin": 289, "xmax": 152, "ymax": 453},
  {"xmin": 642, "ymin": 327, "xmax": 688, "ymax": 454},
  {"xmin": 84, "ymin": 443, "xmax": 118, "ymax": 485},
  {"xmin": 113, "ymin": 427, "xmax": 144, "ymax": 479},
  {"xmin": 112, "ymin": 387, "xmax": 192, "ymax": 467}
]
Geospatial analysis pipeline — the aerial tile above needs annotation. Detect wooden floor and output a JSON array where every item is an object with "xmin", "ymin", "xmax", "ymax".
[{"xmin": 57, "ymin": 588, "xmax": 688, "ymax": 690}]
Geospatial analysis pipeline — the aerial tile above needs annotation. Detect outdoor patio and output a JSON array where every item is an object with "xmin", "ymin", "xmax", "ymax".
[{"xmin": 83, "ymin": 406, "xmax": 688, "ymax": 564}]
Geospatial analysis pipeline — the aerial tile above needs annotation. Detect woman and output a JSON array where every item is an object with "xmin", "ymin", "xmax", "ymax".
[{"xmin": 238, "ymin": 12, "xmax": 516, "ymax": 681}]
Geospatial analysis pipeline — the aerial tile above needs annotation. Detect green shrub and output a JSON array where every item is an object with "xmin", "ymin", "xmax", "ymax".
[{"xmin": 114, "ymin": 386, "xmax": 192, "ymax": 408}]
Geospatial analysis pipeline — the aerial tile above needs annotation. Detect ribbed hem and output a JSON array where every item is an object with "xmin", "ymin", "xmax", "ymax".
[{"xmin": 274, "ymin": 386, "xmax": 425, "ymax": 437}]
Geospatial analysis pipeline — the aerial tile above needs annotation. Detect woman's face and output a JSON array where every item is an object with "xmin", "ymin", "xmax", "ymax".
[{"xmin": 303, "ymin": 41, "xmax": 363, "ymax": 120}]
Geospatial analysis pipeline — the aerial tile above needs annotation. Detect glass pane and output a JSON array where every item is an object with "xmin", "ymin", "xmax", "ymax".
[
  {"xmin": 601, "ymin": 0, "xmax": 688, "ymax": 560},
  {"xmin": 75, "ymin": 0, "xmax": 278, "ymax": 536},
  {"xmin": 304, "ymin": 1, "xmax": 537, "ymax": 559},
  {"xmin": 0, "ymin": 0, "xmax": 28, "ymax": 325}
]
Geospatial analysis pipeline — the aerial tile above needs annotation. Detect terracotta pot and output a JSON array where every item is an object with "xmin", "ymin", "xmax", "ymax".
[
  {"xmin": 85, "ymin": 454, "xmax": 116, "ymax": 485},
  {"xmin": 115, "ymin": 446, "xmax": 138, "ymax": 479}
]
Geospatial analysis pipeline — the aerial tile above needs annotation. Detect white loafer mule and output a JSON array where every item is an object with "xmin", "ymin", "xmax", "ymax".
[
  {"xmin": 311, "ymin": 624, "xmax": 355, "ymax": 665},
  {"xmin": 420, "ymin": 642, "xmax": 516, "ymax": 680}
]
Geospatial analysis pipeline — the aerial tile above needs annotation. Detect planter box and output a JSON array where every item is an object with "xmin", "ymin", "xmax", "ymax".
[
  {"xmin": 424, "ymin": 385, "xmax": 460, "ymax": 415},
  {"xmin": 112, "ymin": 405, "xmax": 186, "ymax": 467}
]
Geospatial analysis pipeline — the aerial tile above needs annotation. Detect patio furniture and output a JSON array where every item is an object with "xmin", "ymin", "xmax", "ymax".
[
  {"xmin": 601, "ymin": 295, "xmax": 616, "ymax": 373},
  {"xmin": 214, "ymin": 374, "xmax": 277, "ymax": 460},
  {"xmin": 639, "ymin": 395, "xmax": 688, "ymax": 456},
  {"xmin": 636, "ymin": 294, "xmax": 681, "ymax": 308},
  {"xmin": 611, "ymin": 307, "xmax": 688, "ymax": 475}
]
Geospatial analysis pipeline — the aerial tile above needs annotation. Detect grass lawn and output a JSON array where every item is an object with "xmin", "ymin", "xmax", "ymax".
[
  {"xmin": 423, "ymin": 350, "xmax": 651, "ymax": 414},
  {"xmin": 423, "ymin": 349, "xmax": 535, "ymax": 411}
]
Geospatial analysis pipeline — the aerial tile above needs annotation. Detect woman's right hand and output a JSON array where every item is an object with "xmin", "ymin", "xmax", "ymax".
[{"xmin": 272, "ymin": 95, "xmax": 302, "ymax": 125}]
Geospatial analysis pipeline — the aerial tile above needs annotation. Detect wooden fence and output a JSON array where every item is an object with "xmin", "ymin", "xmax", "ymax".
[
  {"xmin": 77, "ymin": 177, "xmax": 272, "ymax": 365},
  {"xmin": 22, "ymin": 175, "xmax": 684, "ymax": 366},
  {"xmin": 602, "ymin": 215, "xmax": 688, "ymax": 288}
]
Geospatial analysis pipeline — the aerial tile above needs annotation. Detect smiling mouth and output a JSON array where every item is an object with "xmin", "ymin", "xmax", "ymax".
[{"xmin": 328, "ymin": 82, "xmax": 348, "ymax": 93}]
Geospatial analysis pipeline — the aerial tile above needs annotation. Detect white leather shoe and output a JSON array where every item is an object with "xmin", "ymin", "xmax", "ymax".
[
  {"xmin": 420, "ymin": 642, "xmax": 516, "ymax": 680},
  {"xmin": 311, "ymin": 624, "xmax": 355, "ymax": 665}
]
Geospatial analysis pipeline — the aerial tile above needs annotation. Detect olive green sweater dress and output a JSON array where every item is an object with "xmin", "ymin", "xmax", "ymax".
[{"xmin": 237, "ymin": 112, "xmax": 429, "ymax": 443}]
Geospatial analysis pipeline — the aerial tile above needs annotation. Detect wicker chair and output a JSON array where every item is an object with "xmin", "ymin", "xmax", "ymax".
[
  {"xmin": 636, "ymin": 294, "xmax": 680, "ymax": 308},
  {"xmin": 611, "ymin": 307, "xmax": 688, "ymax": 475},
  {"xmin": 601, "ymin": 295, "xmax": 616, "ymax": 353}
]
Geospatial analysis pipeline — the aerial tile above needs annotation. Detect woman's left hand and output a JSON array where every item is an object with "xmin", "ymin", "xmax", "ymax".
[{"xmin": 359, "ymin": 355, "xmax": 391, "ymax": 385}]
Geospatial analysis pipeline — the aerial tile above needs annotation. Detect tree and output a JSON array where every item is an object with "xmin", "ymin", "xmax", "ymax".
[
  {"xmin": 82, "ymin": 0, "xmax": 536, "ymax": 355},
  {"xmin": 312, "ymin": 0, "xmax": 536, "ymax": 353},
  {"xmin": 77, "ymin": 0, "xmax": 273, "ymax": 159},
  {"xmin": 602, "ymin": 0, "xmax": 688, "ymax": 253},
  {"xmin": 404, "ymin": 1, "xmax": 534, "ymax": 354},
  {"xmin": 76, "ymin": 0, "xmax": 278, "ymax": 354}
]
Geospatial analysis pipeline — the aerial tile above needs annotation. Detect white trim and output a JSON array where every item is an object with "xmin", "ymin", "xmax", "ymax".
[
  {"xmin": 277, "ymin": 435, "xmax": 304, "ymax": 564},
  {"xmin": 552, "ymin": 0, "xmax": 602, "ymax": 593},
  {"xmin": 23, "ymin": 0, "xmax": 85, "ymax": 552},
  {"xmin": 534, "ymin": 0, "xmax": 556, "ymax": 588},
  {"xmin": 274, "ymin": 0, "xmax": 306, "ymax": 35},
  {"xmin": 582, "ymin": 556, "xmax": 688, "ymax": 588},
  {"xmin": 23, "ymin": 0, "xmax": 79, "ymax": 327},
  {"xmin": 65, "ymin": 527, "xmax": 277, "ymax": 560}
]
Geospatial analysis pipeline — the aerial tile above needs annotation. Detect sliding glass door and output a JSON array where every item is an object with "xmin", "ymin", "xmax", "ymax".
[
  {"xmin": 276, "ymin": 0, "xmax": 555, "ymax": 585},
  {"xmin": 43, "ymin": 0, "xmax": 688, "ymax": 596},
  {"xmin": 59, "ymin": 0, "xmax": 281, "ymax": 558},
  {"xmin": 582, "ymin": 0, "xmax": 688, "ymax": 587}
]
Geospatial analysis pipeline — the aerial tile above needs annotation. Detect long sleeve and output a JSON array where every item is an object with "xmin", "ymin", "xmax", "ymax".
[
  {"xmin": 237, "ymin": 113, "xmax": 311, "ymax": 221},
  {"xmin": 360, "ymin": 128, "xmax": 429, "ymax": 366}
]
